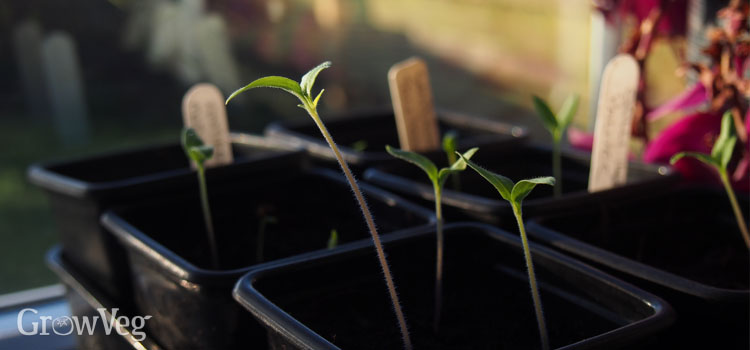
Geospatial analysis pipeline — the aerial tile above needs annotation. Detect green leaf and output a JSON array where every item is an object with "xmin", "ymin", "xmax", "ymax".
[
  {"xmin": 457, "ymin": 151, "xmax": 514, "ymax": 201},
  {"xmin": 532, "ymin": 95, "xmax": 558, "ymax": 133},
  {"xmin": 712, "ymin": 111, "xmax": 734, "ymax": 159},
  {"xmin": 511, "ymin": 177, "xmax": 555, "ymax": 204},
  {"xmin": 386, "ymin": 145, "xmax": 439, "ymax": 184},
  {"xmin": 557, "ymin": 94, "xmax": 580, "ymax": 131},
  {"xmin": 187, "ymin": 145, "xmax": 214, "ymax": 164},
  {"xmin": 225, "ymin": 76, "xmax": 303, "ymax": 105},
  {"xmin": 181, "ymin": 127, "xmax": 204, "ymax": 149},
  {"xmin": 442, "ymin": 130, "xmax": 458, "ymax": 155},
  {"xmin": 719, "ymin": 136, "xmax": 737, "ymax": 169},
  {"xmin": 437, "ymin": 147, "xmax": 478, "ymax": 186},
  {"xmin": 670, "ymin": 152, "xmax": 718, "ymax": 168},
  {"xmin": 300, "ymin": 61, "xmax": 332, "ymax": 99}
]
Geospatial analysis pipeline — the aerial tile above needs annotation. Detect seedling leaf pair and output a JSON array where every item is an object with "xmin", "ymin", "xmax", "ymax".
[
  {"xmin": 532, "ymin": 94, "xmax": 579, "ymax": 137},
  {"xmin": 671, "ymin": 111, "xmax": 738, "ymax": 170},
  {"xmin": 385, "ymin": 145, "xmax": 478, "ymax": 188},
  {"xmin": 670, "ymin": 111, "xmax": 737, "ymax": 171},
  {"xmin": 182, "ymin": 128, "xmax": 214, "ymax": 165},
  {"xmin": 670, "ymin": 111, "xmax": 750, "ymax": 249},
  {"xmin": 456, "ymin": 153, "xmax": 555, "ymax": 206},
  {"xmin": 225, "ymin": 61, "xmax": 331, "ymax": 109}
]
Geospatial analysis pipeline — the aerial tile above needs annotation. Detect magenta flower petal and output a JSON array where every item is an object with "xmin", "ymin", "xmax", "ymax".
[
  {"xmin": 567, "ymin": 127, "xmax": 594, "ymax": 152},
  {"xmin": 646, "ymin": 83, "xmax": 708, "ymax": 121},
  {"xmin": 644, "ymin": 112, "xmax": 722, "ymax": 182}
]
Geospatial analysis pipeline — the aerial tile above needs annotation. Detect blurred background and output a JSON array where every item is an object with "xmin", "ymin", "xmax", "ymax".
[{"xmin": 0, "ymin": 0, "xmax": 723, "ymax": 293}]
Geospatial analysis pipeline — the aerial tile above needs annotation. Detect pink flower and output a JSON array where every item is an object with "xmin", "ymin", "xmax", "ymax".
[{"xmin": 644, "ymin": 112, "xmax": 749, "ymax": 192}]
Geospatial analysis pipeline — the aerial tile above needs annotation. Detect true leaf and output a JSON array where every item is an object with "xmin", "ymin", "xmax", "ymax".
[
  {"xmin": 511, "ymin": 177, "xmax": 556, "ymax": 204},
  {"xmin": 225, "ymin": 76, "xmax": 303, "ymax": 104},
  {"xmin": 386, "ymin": 145, "xmax": 438, "ymax": 183},
  {"xmin": 437, "ymin": 147, "xmax": 478, "ymax": 186},
  {"xmin": 457, "ymin": 152, "xmax": 513, "ymax": 201},
  {"xmin": 300, "ymin": 61, "xmax": 331, "ymax": 98},
  {"xmin": 557, "ymin": 94, "xmax": 580, "ymax": 131},
  {"xmin": 532, "ymin": 95, "xmax": 558, "ymax": 133}
]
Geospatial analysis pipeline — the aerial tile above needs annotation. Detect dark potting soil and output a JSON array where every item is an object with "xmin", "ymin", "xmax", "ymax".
[
  {"xmin": 255, "ymin": 229, "xmax": 625, "ymax": 349},
  {"xmin": 536, "ymin": 188, "xmax": 750, "ymax": 289},
  {"xmin": 115, "ymin": 170, "xmax": 430, "ymax": 270}
]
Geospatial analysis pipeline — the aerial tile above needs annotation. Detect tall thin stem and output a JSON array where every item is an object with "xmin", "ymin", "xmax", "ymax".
[
  {"xmin": 433, "ymin": 186, "xmax": 444, "ymax": 333},
  {"xmin": 719, "ymin": 170, "xmax": 750, "ymax": 249},
  {"xmin": 552, "ymin": 133, "xmax": 562, "ymax": 198},
  {"xmin": 305, "ymin": 104, "xmax": 413, "ymax": 350},
  {"xmin": 197, "ymin": 165, "xmax": 220, "ymax": 269},
  {"xmin": 512, "ymin": 203, "xmax": 549, "ymax": 350}
]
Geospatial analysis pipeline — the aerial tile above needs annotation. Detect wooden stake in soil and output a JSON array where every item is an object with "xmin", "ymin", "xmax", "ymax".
[
  {"xmin": 388, "ymin": 57, "xmax": 440, "ymax": 152},
  {"xmin": 182, "ymin": 83, "xmax": 233, "ymax": 168},
  {"xmin": 588, "ymin": 54, "xmax": 639, "ymax": 192}
]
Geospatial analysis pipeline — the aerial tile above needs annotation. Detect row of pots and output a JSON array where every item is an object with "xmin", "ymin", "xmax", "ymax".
[{"xmin": 30, "ymin": 109, "xmax": 749, "ymax": 349}]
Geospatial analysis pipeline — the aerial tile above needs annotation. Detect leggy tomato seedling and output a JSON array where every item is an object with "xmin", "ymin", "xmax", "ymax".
[
  {"xmin": 458, "ymin": 151, "xmax": 555, "ymax": 350},
  {"xmin": 671, "ymin": 111, "xmax": 750, "ymax": 249},
  {"xmin": 226, "ymin": 62, "xmax": 413, "ymax": 350},
  {"xmin": 181, "ymin": 127, "xmax": 220, "ymax": 268},
  {"xmin": 386, "ymin": 145, "xmax": 477, "ymax": 332}
]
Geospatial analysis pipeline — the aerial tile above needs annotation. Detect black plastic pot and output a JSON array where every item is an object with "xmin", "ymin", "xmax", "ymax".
[
  {"xmin": 101, "ymin": 167, "xmax": 435, "ymax": 350},
  {"xmin": 364, "ymin": 143, "xmax": 677, "ymax": 227},
  {"xmin": 526, "ymin": 186, "xmax": 749, "ymax": 348},
  {"xmin": 264, "ymin": 107, "xmax": 527, "ymax": 171},
  {"xmin": 233, "ymin": 222, "xmax": 673, "ymax": 349},
  {"xmin": 46, "ymin": 245, "xmax": 161, "ymax": 350},
  {"xmin": 28, "ymin": 134, "xmax": 302, "ymax": 303}
]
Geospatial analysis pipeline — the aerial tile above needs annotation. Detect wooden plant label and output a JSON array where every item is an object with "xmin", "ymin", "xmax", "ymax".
[
  {"xmin": 588, "ymin": 54, "xmax": 639, "ymax": 192},
  {"xmin": 388, "ymin": 57, "xmax": 440, "ymax": 152},
  {"xmin": 182, "ymin": 83, "xmax": 233, "ymax": 168}
]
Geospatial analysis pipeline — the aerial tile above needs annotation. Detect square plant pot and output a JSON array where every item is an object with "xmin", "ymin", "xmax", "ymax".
[
  {"xmin": 233, "ymin": 222, "xmax": 674, "ymax": 349},
  {"xmin": 46, "ymin": 245, "xmax": 162, "ymax": 350},
  {"xmin": 28, "ymin": 134, "xmax": 302, "ymax": 303},
  {"xmin": 264, "ymin": 107, "xmax": 527, "ymax": 171},
  {"xmin": 101, "ymin": 167, "xmax": 435, "ymax": 349},
  {"xmin": 526, "ymin": 186, "xmax": 749, "ymax": 349},
  {"xmin": 363, "ymin": 143, "xmax": 677, "ymax": 227}
]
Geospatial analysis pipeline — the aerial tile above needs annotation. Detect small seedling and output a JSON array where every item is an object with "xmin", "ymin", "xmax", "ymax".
[
  {"xmin": 255, "ymin": 207, "xmax": 278, "ymax": 263},
  {"xmin": 386, "ymin": 145, "xmax": 478, "ymax": 332},
  {"xmin": 327, "ymin": 229, "xmax": 339, "ymax": 250},
  {"xmin": 442, "ymin": 130, "xmax": 462, "ymax": 191},
  {"xmin": 181, "ymin": 127, "xmax": 220, "ymax": 269},
  {"xmin": 532, "ymin": 94, "xmax": 579, "ymax": 197},
  {"xmin": 458, "ymin": 151, "xmax": 554, "ymax": 350},
  {"xmin": 671, "ymin": 111, "xmax": 750, "ymax": 249},
  {"xmin": 226, "ymin": 62, "xmax": 413, "ymax": 350}
]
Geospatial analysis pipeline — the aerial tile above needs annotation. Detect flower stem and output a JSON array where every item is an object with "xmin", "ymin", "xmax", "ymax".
[
  {"xmin": 512, "ymin": 203, "xmax": 549, "ymax": 350},
  {"xmin": 197, "ymin": 164, "xmax": 220, "ymax": 269},
  {"xmin": 305, "ymin": 104, "xmax": 413, "ymax": 350},
  {"xmin": 719, "ymin": 170, "xmax": 750, "ymax": 249},
  {"xmin": 552, "ymin": 133, "xmax": 562, "ymax": 198},
  {"xmin": 433, "ymin": 186, "xmax": 444, "ymax": 333}
]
